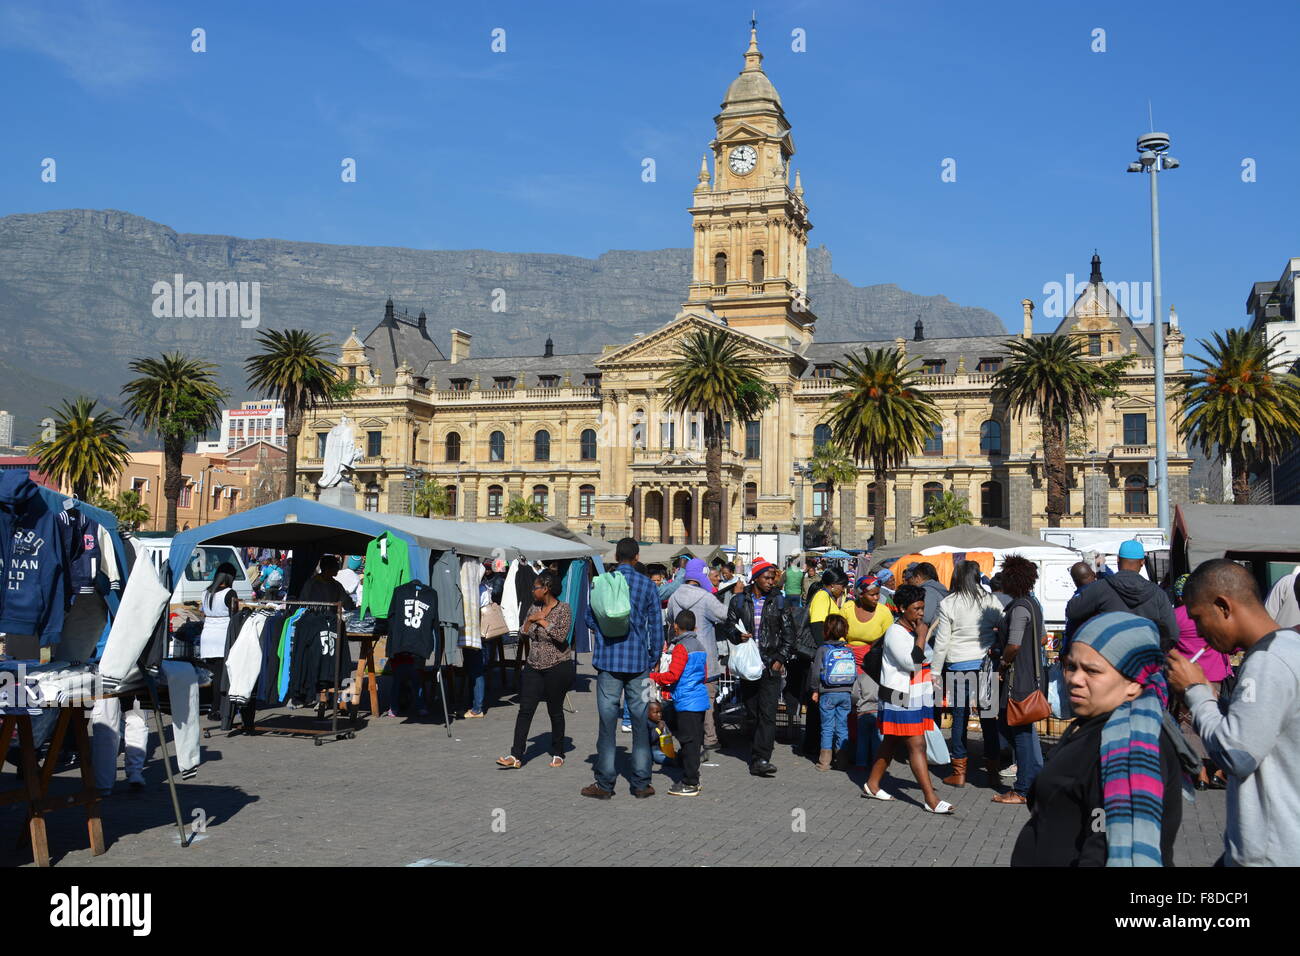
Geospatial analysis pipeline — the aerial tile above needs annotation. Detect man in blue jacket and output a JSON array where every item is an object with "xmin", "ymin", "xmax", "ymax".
[{"xmin": 582, "ymin": 538, "xmax": 662, "ymax": 800}]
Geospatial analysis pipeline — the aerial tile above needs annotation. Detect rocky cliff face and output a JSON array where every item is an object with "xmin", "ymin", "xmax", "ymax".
[{"xmin": 0, "ymin": 209, "xmax": 1006, "ymax": 441}]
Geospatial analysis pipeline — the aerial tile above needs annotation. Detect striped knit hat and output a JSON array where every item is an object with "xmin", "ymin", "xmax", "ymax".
[{"xmin": 1073, "ymin": 612, "xmax": 1169, "ymax": 867}]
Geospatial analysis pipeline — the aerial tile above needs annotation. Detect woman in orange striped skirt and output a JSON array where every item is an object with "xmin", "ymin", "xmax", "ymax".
[{"xmin": 862, "ymin": 583, "xmax": 954, "ymax": 813}]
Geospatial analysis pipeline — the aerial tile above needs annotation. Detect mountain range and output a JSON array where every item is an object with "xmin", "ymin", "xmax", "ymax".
[{"xmin": 0, "ymin": 208, "xmax": 1007, "ymax": 444}]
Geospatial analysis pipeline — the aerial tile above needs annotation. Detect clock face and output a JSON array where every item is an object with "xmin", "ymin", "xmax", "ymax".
[{"xmin": 728, "ymin": 145, "xmax": 757, "ymax": 175}]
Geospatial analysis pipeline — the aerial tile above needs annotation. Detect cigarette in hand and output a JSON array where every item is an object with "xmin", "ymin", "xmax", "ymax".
[{"xmin": 1189, "ymin": 647, "xmax": 1207, "ymax": 665}]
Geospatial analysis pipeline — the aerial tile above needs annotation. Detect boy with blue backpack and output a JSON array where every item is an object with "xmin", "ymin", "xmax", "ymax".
[{"xmin": 810, "ymin": 613, "xmax": 856, "ymax": 771}]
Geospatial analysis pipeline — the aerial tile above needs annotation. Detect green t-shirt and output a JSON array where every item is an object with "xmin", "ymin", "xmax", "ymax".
[
  {"xmin": 783, "ymin": 567, "xmax": 804, "ymax": 597},
  {"xmin": 360, "ymin": 532, "xmax": 411, "ymax": 619}
]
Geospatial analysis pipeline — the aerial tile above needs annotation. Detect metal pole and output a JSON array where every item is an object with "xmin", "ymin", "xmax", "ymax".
[
  {"xmin": 796, "ymin": 466, "xmax": 806, "ymax": 555},
  {"xmin": 1149, "ymin": 161, "xmax": 1170, "ymax": 530}
]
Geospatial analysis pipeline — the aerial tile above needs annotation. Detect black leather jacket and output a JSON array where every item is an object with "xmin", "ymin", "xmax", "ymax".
[{"xmin": 725, "ymin": 588, "xmax": 796, "ymax": 669}]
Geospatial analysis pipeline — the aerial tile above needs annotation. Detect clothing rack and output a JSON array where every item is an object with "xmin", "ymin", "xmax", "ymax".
[{"xmin": 205, "ymin": 599, "xmax": 356, "ymax": 746}]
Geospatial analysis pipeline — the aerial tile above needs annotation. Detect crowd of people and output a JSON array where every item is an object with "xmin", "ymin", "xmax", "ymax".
[{"xmin": 198, "ymin": 535, "xmax": 1300, "ymax": 867}]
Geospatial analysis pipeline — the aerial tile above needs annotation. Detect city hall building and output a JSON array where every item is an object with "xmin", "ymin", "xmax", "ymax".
[{"xmin": 300, "ymin": 27, "xmax": 1191, "ymax": 546}]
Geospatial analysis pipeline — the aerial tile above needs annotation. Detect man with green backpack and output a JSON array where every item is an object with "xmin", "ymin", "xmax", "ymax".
[{"xmin": 581, "ymin": 538, "xmax": 664, "ymax": 800}]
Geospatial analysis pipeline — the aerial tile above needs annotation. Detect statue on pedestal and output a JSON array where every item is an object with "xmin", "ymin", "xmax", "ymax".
[{"xmin": 318, "ymin": 416, "xmax": 363, "ymax": 490}]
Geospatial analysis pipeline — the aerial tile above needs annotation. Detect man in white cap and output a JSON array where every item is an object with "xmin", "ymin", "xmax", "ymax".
[{"xmin": 1065, "ymin": 539, "xmax": 1178, "ymax": 649}]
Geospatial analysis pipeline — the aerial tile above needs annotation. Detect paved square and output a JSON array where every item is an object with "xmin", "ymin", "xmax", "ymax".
[{"xmin": 1, "ymin": 661, "xmax": 1227, "ymax": 867}]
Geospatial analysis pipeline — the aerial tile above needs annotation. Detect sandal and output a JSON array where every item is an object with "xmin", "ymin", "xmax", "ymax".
[
  {"xmin": 549, "ymin": 755, "xmax": 564, "ymax": 768},
  {"xmin": 861, "ymin": 783, "xmax": 893, "ymax": 801},
  {"xmin": 925, "ymin": 799, "xmax": 956, "ymax": 814},
  {"xmin": 495, "ymin": 756, "xmax": 521, "ymax": 769}
]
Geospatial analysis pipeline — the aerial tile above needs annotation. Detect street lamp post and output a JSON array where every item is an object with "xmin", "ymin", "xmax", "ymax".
[
  {"xmin": 791, "ymin": 462, "xmax": 809, "ymax": 555},
  {"xmin": 1127, "ymin": 131, "xmax": 1179, "ymax": 531}
]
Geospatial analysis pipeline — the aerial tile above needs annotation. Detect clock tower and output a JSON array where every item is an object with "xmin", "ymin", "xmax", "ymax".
[{"xmin": 685, "ymin": 24, "xmax": 816, "ymax": 350}]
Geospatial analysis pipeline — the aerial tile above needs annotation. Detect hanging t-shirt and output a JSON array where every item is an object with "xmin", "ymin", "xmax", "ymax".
[
  {"xmin": 360, "ymin": 532, "xmax": 410, "ymax": 620},
  {"xmin": 386, "ymin": 580, "xmax": 440, "ymax": 664}
]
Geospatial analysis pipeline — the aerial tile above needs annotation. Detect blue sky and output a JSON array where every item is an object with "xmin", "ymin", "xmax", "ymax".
[{"xmin": 0, "ymin": 0, "xmax": 1296, "ymax": 352}]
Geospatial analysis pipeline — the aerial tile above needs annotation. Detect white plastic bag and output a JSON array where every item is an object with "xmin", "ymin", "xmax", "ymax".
[{"xmin": 730, "ymin": 638, "xmax": 764, "ymax": 681}]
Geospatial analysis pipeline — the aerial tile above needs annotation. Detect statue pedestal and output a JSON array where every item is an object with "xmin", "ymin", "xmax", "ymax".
[{"xmin": 319, "ymin": 482, "xmax": 357, "ymax": 510}]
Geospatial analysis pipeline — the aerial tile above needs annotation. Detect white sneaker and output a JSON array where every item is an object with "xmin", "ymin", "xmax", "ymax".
[
  {"xmin": 619, "ymin": 721, "xmax": 632, "ymax": 733},
  {"xmin": 1000, "ymin": 763, "xmax": 1018, "ymax": 778}
]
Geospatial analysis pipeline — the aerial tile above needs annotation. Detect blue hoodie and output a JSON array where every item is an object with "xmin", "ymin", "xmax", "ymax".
[{"xmin": 0, "ymin": 472, "xmax": 73, "ymax": 646}]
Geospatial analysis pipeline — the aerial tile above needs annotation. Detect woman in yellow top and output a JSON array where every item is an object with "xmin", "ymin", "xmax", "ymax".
[
  {"xmin": 835, "ymin": 574, "xmax": 894, "ymax": 669},
  {"xmin": 807, "ymin": 568, "xmax": 849, "ymax": 642}
]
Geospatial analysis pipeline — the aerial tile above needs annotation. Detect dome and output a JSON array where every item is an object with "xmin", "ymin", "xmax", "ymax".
[{"xmin": 719, "ymin": 27, "xmax": 783, "ymax": 115}]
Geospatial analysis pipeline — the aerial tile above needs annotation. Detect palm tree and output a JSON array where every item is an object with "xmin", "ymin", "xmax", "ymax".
[
  {"xmin": 244, "ymin": 329, "xmax": 339, "ymax": 498},
  {"xmin": 920, "ymin": 490, "xmax": 974, "ymax": 533},
  {"xmin": 808, "ymin": 440, "xmax": 859, "ymax": 545},
  {"xmin": 992, "ymin": 336, "xmax": 1131, "ymax": 527},
  {"xmin": 663, "ymin": 327, "xmax": 774, "ymax": 543},
  {"xmin": 121, "ymin": 353, "xmax": 227, "ymax": 532},
  {"xmin": 1177, "ymin": 328, "xmax": 1300, "ymax": 503},
  {"xmin": 824, "ymin": 347, "xmax": 941, "ymax": 548},
  {"xmin": 31, "ymin": 397, "xmax": 132, "ymax": 501},
  {"xmin": 104, "ymin": 489, "xmax": 151, "ymax": 532},
  {"xmin": 413, "ymin": 480, "xmax": 452, "ymax": 517},
  {"xmin": 504, "ymin": 495, "xmax": 546, "ymax": 523}
]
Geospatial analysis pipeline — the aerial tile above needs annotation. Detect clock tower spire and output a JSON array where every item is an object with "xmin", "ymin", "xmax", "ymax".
[{"xmin": 684, "ymin": 22, "xmax": 815, "ymax": 349}]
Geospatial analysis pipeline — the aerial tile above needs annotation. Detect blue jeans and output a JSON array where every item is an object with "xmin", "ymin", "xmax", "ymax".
[
  {"xmin": 855, "ymin": 713, "xmax": 881, "ymax": 766},
  {"xmin": 595, "ymin": 670, "xmax": 651, "ymax": 792},
  {"xmin": 464, "ymin": 647, "xmax": 485, "ymax": 714},
  {"xmin": 944, "ymin": 668, "xmax": 1000, "ymax": 760},
  {"xmin": 818, "ymin": 693, "xmax": 851, "ymax": 750},
  {"xmin": 1000, "ymin": 716, "xmax": 1043, "ymax": 796}
]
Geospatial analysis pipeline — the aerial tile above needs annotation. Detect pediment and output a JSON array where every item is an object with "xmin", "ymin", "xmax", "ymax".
[
  {"xmin": 358, "ymin": 418, "xmax": 388, "ymax": 428},
  {"xmin": 714, "ymin": 122, "xmax": 774, "ymax": 144},
  {"xmin": 595, "ymin": 310, "xmax": 799, "ymax": 368},
  {"xmin": 1113, "ymin": 394, "xmax": 1155, "ymax": 411}
]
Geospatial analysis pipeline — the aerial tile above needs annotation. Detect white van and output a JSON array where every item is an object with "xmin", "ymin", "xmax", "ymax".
[{"xmin": 128, "ymin": 535, "xmax": 256, "ymax": 605}]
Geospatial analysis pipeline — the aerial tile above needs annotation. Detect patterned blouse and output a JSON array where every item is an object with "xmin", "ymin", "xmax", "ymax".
[{"xmin": 523, "ymin": 601, "xmax": 573, "ymax": 670}]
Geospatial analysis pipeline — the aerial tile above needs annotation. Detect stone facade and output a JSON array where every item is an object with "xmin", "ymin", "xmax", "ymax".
[{"xmin": 299, "ymin": 27, "xmax": 1192, "ymax": 545}]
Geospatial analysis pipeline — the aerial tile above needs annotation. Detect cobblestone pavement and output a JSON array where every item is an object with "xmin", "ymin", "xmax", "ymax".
[{"xmin": 2, "ymin": 662, "xmax": 1227, "ymax": 867}]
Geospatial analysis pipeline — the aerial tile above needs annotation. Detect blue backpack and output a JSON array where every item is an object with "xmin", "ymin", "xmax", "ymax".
[{"xmin": 823, "ymin": 644, "xmax": 857, "ymax": 687}]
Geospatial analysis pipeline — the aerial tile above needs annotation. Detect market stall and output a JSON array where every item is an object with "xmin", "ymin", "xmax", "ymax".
[{"xmin": 1171, "ymin": 503, "xmax": 1300, "ymax": 580}]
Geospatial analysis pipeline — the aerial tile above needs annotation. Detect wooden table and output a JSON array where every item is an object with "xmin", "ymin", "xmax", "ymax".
[{"xmin": 0, "ymin": 708, "xmax": 104, "ymax": 867}]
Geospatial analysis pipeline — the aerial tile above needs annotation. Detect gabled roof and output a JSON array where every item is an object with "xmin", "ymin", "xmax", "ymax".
[
  {"xmin": 1052, "ymin": 255, "xmax": 1154, "ymax": 356},
  {"xmin": 361, "ymin": 300, "xmax": 446, "ymax": 384}
]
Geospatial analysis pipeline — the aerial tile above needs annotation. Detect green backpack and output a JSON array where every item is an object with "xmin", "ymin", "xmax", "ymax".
[{"xmin": 591, "ymin": 570, "xmax": 632, "ymax": 637}]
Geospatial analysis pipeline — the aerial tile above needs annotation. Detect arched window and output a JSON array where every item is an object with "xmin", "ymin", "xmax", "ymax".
[
  {"xmin": 922, "ymin": 481, "xmax": 944, "ymax": 512},
  {"xmin": 981, "ymin": 480, "xmax": 1003, "ymax": 519},
  {"xmin": 445, "ymin": 431, "xmax": 461, "ymax": 462},
  {"xmin": 444, "ymin": 485, "xmax": 458, "ymax": 516},
  {"xmin": 813, "ymin": 482, "xmax": 829, "ymax": 518},
  {"xmin": 744, "ymin": 481, "xmax": 758, "ymax": 518},
  {"xmin": 813, "ymin": 423, "xmax": 832, "ymax": 450},
  {"xmin": 1125, "ymin": 475, "xmax": 1149, "ymax": 515},
  {"xmin": 923, "ymin": 424, "xmax": 944, "ymax": 456},
  {"xmin": 578, "ymin": 484, "xmax": 595, "ymax": 517},
  {"xmin": 489, "ymin": 430, "xmax": 505, "ymax": 462},
  {"xmin": 631, "ymin": 410, "xmax": 646, "ymax": 450},
  {"xmin": 979, "ymin": 420, "xmax": 1002, "ymax": 456},
  {"xmin": 751, "ymin": 249, "xmax": 765, "ymax": 283},
  {"xmin": 534, "ymin": 430, "xmax": 551, "ymax": 461},
  {"xmin": 867, "ymin": 482, "xmax": 877, "ymax": 518},
  {"xmin": 714, "ymin": 252, "xmax": 727, "ymax": 286},
  {"xmin": 487, "ymin": 485, "xmax": 503, "ymax": 517},
  {"xmin": 580, "ymin": 428, "xmax": 597, "ymax": 460},
  {"xmin": 532, "ymin": 485, "xmax": 549, "ymax": 515}
]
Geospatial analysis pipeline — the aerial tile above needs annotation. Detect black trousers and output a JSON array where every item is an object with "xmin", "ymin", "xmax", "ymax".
[
  {"xmin": 738, "ymin": 668, "xmax": 781, "ymax": 765},
  {"xmin": 511, "ymin": 659, "xmax": 575, "ymax": 759},
  {"xmin": 783, "ymin": 657, "xmax": 820, "ymax": 752},
  {"xmin": 676, "ymin": 709, "xmax": 705, "ymax": 786}
]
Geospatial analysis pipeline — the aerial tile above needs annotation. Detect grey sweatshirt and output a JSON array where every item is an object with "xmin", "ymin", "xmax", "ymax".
[{"xmin": 1186, "ymin": 628, "xmax": 1300, "ymax": 866}]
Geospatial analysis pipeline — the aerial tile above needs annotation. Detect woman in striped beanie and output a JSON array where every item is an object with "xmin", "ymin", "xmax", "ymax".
[{"xmin": 1011, "ymin": 612, "xmax": 1185, "ymax": 866}]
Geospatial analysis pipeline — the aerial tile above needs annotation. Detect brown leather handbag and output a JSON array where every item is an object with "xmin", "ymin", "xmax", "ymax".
[
  {"xmin": 1006, "ymin": 631, "xmax": 1050, "ymax": 727},
  {"xmin": 480, "ymin": 602, "xmax": 509, "ymax": 639}
]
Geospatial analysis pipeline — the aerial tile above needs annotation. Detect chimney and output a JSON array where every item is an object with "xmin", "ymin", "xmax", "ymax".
[
  {"xmin": 544, "ymin": 336, "xmax": 554, "ymax": 358},
  {"xmin": 1021, "ymin": 298, "xmax": 1034, "ymax": 339},
  {"xmin": 449, "ymin": 328, "xmax": 471, "ymax": 364},
  {"xmin": 383, "ymin": 297, "xmax": 395, "ymax": 325},
  {"xmin": 1090, "ymin": 251, "xmax": 1103, "ymax": 285},
  {"xmin": 417, "ymin": 310, "xmax": 428, "ymax": 333},
  {"xmin": 913, "ymin": 316, "xmax": 924, "ymax": 341}
]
